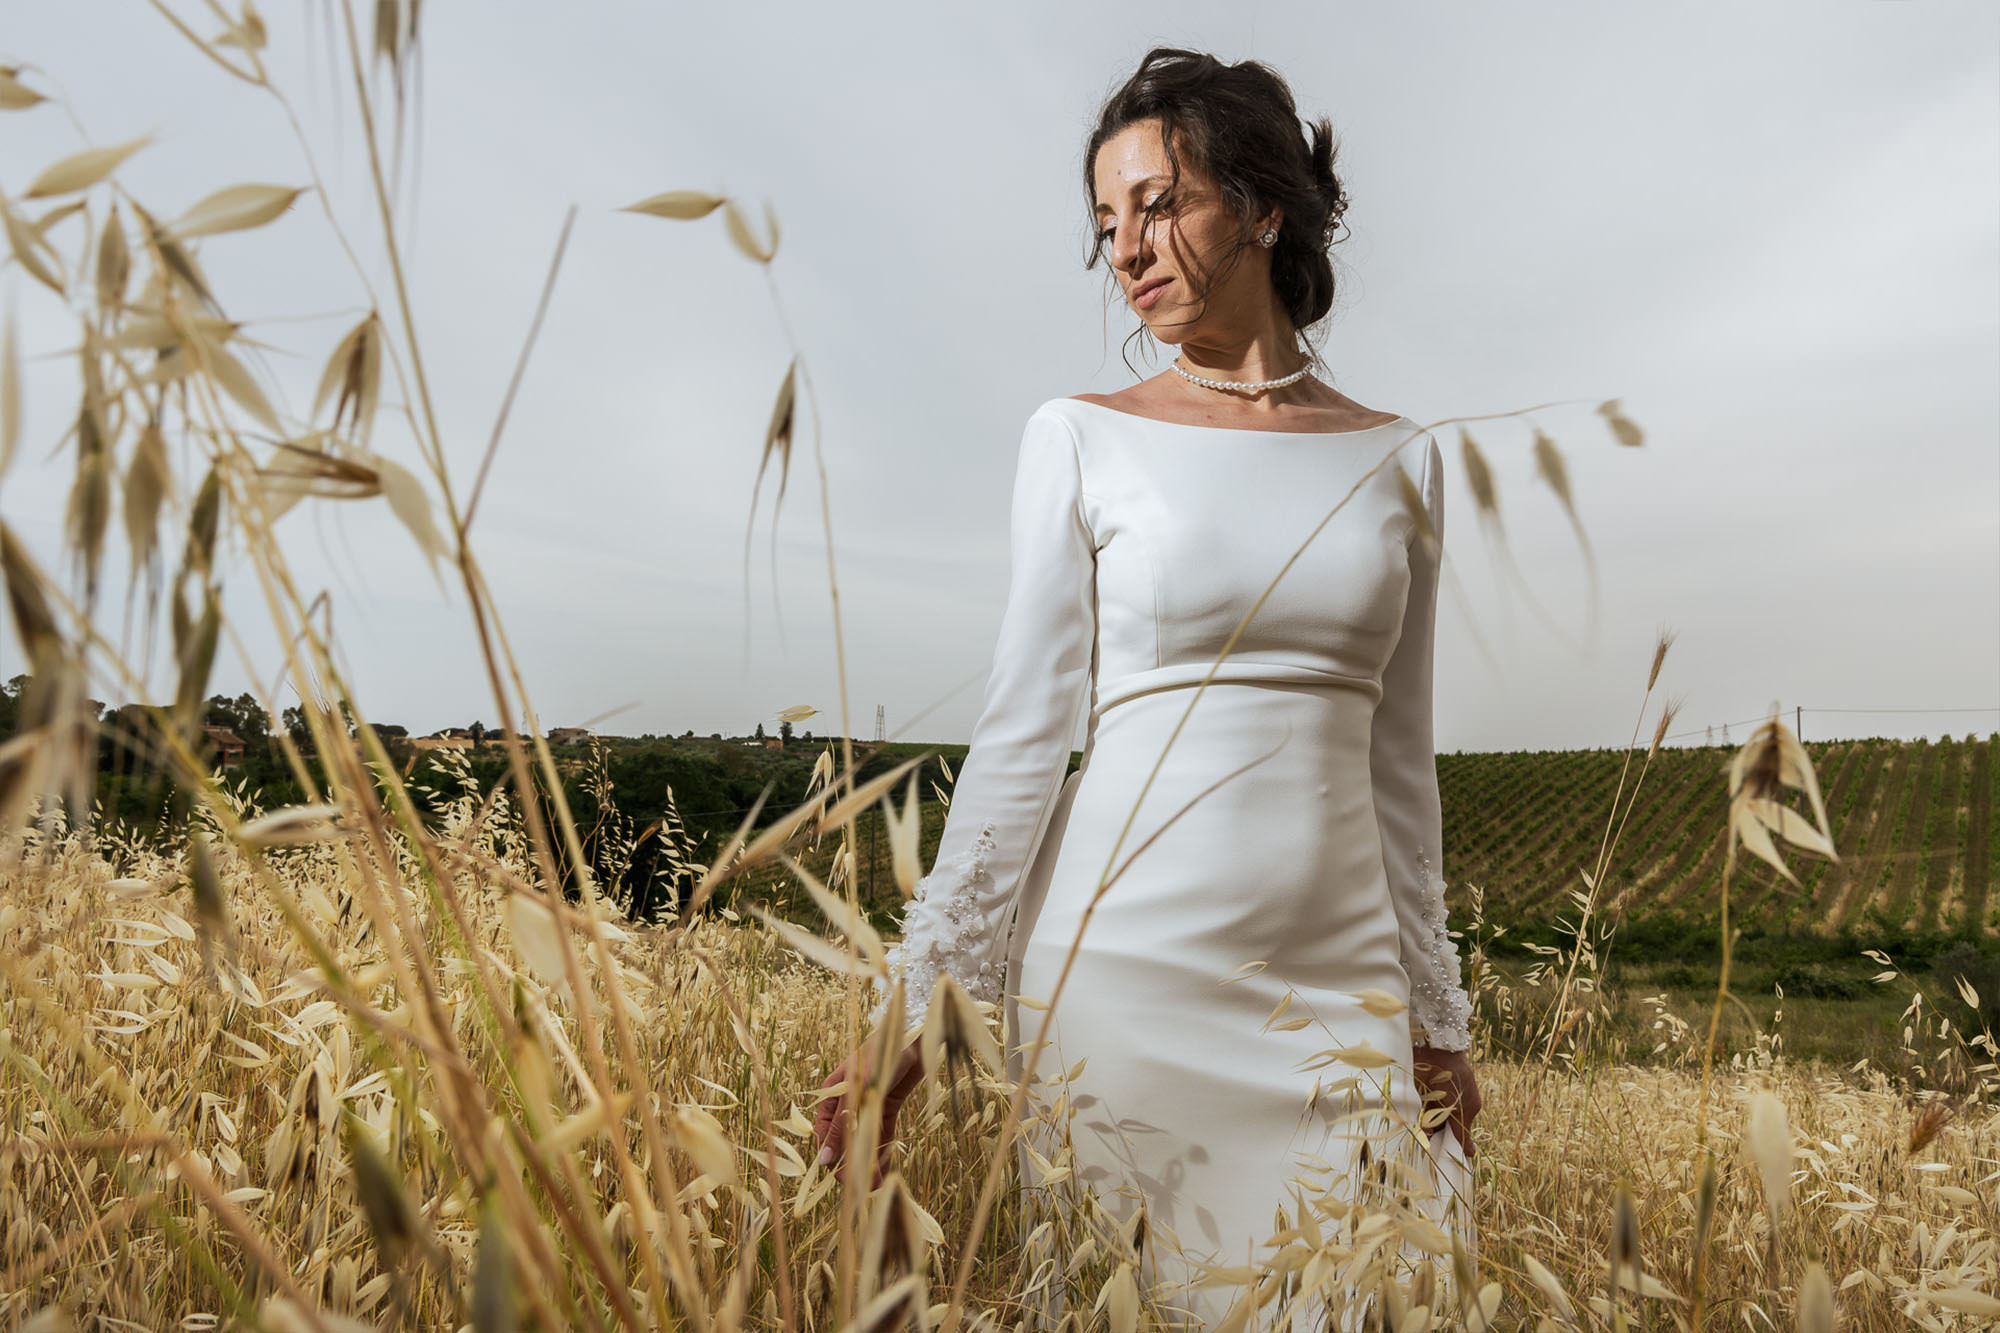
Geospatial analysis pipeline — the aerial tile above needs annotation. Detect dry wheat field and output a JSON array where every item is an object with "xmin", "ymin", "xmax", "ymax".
[
  {"xmin": 2, "ymin": 4, "xmax": 1998, "ymax": 1331},
  {"xmin": 1, "ymin": 768, "xmax": 1997, "ymax": 1332}
]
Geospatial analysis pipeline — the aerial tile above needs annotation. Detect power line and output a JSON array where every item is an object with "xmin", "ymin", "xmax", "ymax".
[
  {"xmin": 1648, "ymin": 705, "xmax": 1998, "ymax": 749},
  {"xmin": 1658, "ymin": 714, "xmax": 1782, "ymax": 745},
  {"xmin": 1801, "ymin": 706, "xmax": 1999, "ymax": 715},
  {"xmin": 1656, "ymin": 700, "xmax": 2000, "ymax": 740}
]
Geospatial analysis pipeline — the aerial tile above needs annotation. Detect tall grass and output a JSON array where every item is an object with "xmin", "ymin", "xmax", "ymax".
[{"xmin": 1, "ymin": 5, "xmax": 1995, "ymax": 1330}]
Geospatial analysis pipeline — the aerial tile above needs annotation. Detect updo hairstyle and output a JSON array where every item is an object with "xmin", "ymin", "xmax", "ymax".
[{"xmin": 1083, "ymin": 47, "xmax": 1353, "ymax": 370}]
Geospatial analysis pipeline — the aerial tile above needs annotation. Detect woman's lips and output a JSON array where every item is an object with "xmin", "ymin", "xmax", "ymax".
[{"xmin": 1134, "ymin": 278, "xmax": 1171, "ymax": 310}]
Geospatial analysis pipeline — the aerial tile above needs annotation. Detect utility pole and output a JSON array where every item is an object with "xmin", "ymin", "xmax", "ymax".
[
  {"xmin": 868, "ymin": 704, "xmax": 886, "ymax": 900},
  {"xmin": 1796, "ymin": 704, "xmax": 1802, "ymax": 741}
]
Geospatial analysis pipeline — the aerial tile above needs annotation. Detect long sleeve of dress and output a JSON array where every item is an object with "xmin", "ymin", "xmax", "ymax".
[
  {"xmin": 1369, "ymin": 431, "xmax": 1474, "ymax": 1053},
  {"xmin": 868, "ymin": 407, "xmax": 1098, "ymax": 1043}
]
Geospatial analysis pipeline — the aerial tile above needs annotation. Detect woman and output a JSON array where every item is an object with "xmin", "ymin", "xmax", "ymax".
[{"xmin": 813, "ymin": 47, "xmax": 1481, "ymax": 1329}]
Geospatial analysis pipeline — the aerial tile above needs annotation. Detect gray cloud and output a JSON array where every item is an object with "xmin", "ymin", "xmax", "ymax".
[{"xmin": 2, "ymin": 1, "xmax": 1993, "ymax": 752}]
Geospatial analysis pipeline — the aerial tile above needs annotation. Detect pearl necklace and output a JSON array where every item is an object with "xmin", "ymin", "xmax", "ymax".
[{"xmin": 1170, "ymin": 358, "xmax": 1311, "ymax": 392}]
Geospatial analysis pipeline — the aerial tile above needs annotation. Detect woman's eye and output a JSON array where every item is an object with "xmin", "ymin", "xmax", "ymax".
[{"xmin": 1100, "ymin": 198, "xmax": 1169, "ymax": 242}]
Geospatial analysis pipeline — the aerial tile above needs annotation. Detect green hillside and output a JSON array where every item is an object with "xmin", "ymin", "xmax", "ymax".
[
  {"xmin": 737, "ymin": 733, "xmax": 1999, "ymax": 948},
  {"xmin": 1438, "ymin": 734, "xmax": 1997, "ymax": 939}
]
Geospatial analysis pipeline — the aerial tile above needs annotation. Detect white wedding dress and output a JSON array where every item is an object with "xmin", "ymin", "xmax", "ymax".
[{"xmin": 870, "ymin": 395, "xmax": 1476, "ymax": 1329}]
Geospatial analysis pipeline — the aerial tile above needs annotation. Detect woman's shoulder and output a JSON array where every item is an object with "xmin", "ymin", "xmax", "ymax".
[
  {"xmin": 1038, "ymin": 388, "xmax": 1414, "ymax": 437},
  {"xmin": 1031, "ymin": 393, "xmax": 1107, "ymax": 422},
  {"xmin": 1027, "ymin": 391, "xmax": 1164, "ymax": 441},
  {"xmin": 1045, "ymin": 388, "xmax": 1164, "ymax": 425},
  {"xmin": 1016, "ymin": 394, "xmax": 1104, "ymax": 450}
]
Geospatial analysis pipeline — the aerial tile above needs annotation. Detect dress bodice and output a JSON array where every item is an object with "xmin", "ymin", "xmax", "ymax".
[
  {"xmin": 1054, "ymin": 396, "xmax": 1428, "ymax": 715},
  {"xmin": 868, "ymin": 395, "xmax": 1472, "ymax": 1054}
]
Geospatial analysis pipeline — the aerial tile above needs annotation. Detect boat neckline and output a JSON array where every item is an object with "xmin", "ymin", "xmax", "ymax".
[{"xmin": 1061, "ymin": 396, "xmax": 1408, "ymax": 437}]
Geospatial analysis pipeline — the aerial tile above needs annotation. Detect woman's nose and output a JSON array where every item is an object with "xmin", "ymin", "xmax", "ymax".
[{"xmin": 1113, "ymin": 229, "xmax": 1148, "ymax": 272}]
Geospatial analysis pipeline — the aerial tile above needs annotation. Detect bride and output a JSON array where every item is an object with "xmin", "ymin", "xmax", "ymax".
[{"xmin": 812, "ymin": 46, "xmax": 1482, "ymax": 1329}]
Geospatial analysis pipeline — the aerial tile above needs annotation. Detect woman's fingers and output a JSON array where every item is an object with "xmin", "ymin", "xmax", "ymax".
[
  {"xmin": 1412, "ymin": 1052, "xmax": 1479, "ymax": 1160},
  {"xmin": 861, "ymin": 1120, "xmax": 901, "ymax": 1189},
  {"xmin": 812, "ymin": 1086, "xmax": 837, "ymax": 1138},
  {"xmin": 1450, "ymin": 1075, "xmax": 1480, "ymax": 1158},
  {"xmin": 816, "ymin": 1111, "xmax": 841, "ymax": 1166},
  {"xmin": 813, "ymin": 1056, "xmax": 853, "ymax": 1163},
  {"xmin": 824, "ymin": 1099, "xmax": 906, "ymax": 1186},
  {"xmin": 814, "ymin": 1049, "xmax": 920, "ymax": 1182},
  {"xmin": 827, "ymin": 1130, "xmax": 895, "ymax": 1187}
]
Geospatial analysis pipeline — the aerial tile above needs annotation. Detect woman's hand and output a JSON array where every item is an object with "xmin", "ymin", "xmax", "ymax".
[
  {"xmin": 1412, "ymin": 1045, "xmax": 1481, "ymax": 1159},
  {"xmin": 812, "ymin": 1030, "xmax": 926, "ymax": 1189}
]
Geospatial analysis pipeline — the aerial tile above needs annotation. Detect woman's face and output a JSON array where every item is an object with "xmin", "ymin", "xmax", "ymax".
[{"xmin": 1092, "ymin": 118, "xmax": 1274, "ymax": 342}]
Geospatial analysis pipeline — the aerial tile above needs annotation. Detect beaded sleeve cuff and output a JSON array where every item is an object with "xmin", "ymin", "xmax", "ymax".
[
  {"xmin": 1407, "ymin": 848, "xmax": 1473, "ymax": 1052},
  {"xmin": 867, "ymin": 818, "xmax": 1004, "ymax": 1031}
]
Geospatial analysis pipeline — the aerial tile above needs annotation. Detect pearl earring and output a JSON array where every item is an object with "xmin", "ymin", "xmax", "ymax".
[{"xmin": 1259, "ymin": 229, "xmax": 1277, "ymax": 246}]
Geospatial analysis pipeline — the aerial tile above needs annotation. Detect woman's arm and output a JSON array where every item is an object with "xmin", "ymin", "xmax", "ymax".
[
  {"xmin": 1369, "ymin": 431, "xmax": 1473, "ymax": 1054},
  {"xmin": 869, "ymin": 404, "xmax": 1098, "ymax": 1043}
]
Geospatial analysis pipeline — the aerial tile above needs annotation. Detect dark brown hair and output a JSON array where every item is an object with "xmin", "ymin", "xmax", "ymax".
[{"xmin": 1083, "ymin": 47, "xmax": 1351, "ymax": 373}]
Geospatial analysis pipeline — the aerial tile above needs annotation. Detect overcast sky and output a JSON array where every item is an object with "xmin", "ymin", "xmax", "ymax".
[{"xmin": 2, "ymin": 2, "xmax": 1995, "ymax": 755}]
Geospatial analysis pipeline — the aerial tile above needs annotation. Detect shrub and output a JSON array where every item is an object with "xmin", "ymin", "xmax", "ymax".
[
  {"xmin": 1770, "ymin": 962, "xmax": 1867, "ymax": 1000},
  {"xmin": 1659, "ymin": 962, "xmax": 1703, "ymax": 989},
  {"xmin": 1930, "ymin": 941, "xmax": 2000, "ymax": 1032}
]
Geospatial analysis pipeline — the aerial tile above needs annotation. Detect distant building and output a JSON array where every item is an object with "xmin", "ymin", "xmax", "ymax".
[
  {"xmin": 204, "ymin": 724, "xmax": 245, "ymax": 768},
  {"xmin": 548, "ymin": 726, "xmax": 592, "ymax": 745}
]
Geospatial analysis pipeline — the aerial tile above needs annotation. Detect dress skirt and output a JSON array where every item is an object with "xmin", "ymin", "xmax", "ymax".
[{"xmin": 1002, "ymin": 677, "xmax": 1475, "ymax": 1330}]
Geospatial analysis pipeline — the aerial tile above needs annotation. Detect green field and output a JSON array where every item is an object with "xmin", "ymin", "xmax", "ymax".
[
  {"xmin": 724, "ymin": 732, "xmax": 2000, "ymax": 1069},
  {"xmin": 736, "ymin": 733, "xmax": 1999, "ymax": 939},
  {"xmin": 1436, "ymin": 733, "xmax": 1998, "ymax": 940},
  {"xmin": 55, "ymin": 714, "xmax": 1998, "ymax": 1067}
]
